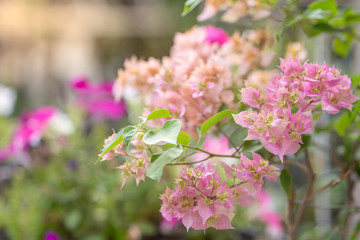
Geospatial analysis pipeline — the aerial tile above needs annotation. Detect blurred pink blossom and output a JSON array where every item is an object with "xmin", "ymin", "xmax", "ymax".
[
  {"xmin": 70, "ymin": 76, "xmax": 127, "ymax": 120},
  {"xmin": 256, "ymin": 191, "xmax": 283, "ymax": 238},
  {"xmin": 204, "ymin": 26, "xmax": 230, "ymax": 46},
  {"xmin": 44, "ymin": 231, "xmax": 61, "ymax": 240},
  {"xmin": 0, "ymin": 106, "xmax": 57, "ymax": 161},
  {"xmin": 159, "ymin": 216, "xmax": 180, "ymax": 234}
]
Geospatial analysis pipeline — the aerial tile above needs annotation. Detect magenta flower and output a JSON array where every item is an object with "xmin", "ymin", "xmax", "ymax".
[
  {"xmin": 204, "ymin": 26, "xmax": 230, "ymax": 46},
  {"xmin": 0, "ymin": 106, "xmax": 57, "ymax": 161},
  {"xmin": 44, "ymin": 231, "xmax": 61, "ymax": 240},
  {"xmin": 70, "ymin": 76, "xmax": 126, "ymax": 120}
]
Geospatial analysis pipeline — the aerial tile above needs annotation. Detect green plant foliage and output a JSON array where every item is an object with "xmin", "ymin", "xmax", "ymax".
[
  {"xmin": 177, "ymin": 131, "xmax": 191, "ymax": 145},
  {"xmin": 280, "ymin": 169, "xmax": 293, "ymax": 197},
  {"xmin": 182, "ymin": 0, "xmax": 203, "ymax": 16},
  {"xmin": 146, "ymin": 145, "xmax": 184, "ymax": 182},
  {"xmin": 98, "ymin": 130, "xmax": 123, "ymax": 160},
  {"xmin": 123, "ymin": 126, "xmax": 139, "ymax": 147},
  {"xmin": 199, "ymin": 110, "xmax": 236, "ymax": 137},
  {"xmin": 146, "ymin": 109, "xmax": 172, "ymax": 121},
  {"xmin": 143, "ymin": 119, "xmax": 182, "ymax": 145}
]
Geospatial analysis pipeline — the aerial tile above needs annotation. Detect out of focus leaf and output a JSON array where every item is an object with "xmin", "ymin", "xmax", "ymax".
[
  {"xmin": 182, "ymin": 0, "xmax": 202, "ymax": 16},
  {"xmin": 351, "ymin": 74, "xmax": 360, "ymax": 85},
  {"xmin": 65, "ymin": 210, "xmax": 82, "ymax": 231},
  {"xmin": 307, "ymin": 0, "xmax": 337, "ymax": 14},
  {"xmin": 332, "ymin": 35, "xmax": 353, "ymax": 57},
  {"xmin": 241, "ymin": 140, "xmax": 264, "ymax": 153},
  {"xmin": 335, "ymin": 113, "xmax": 350, "ymax": 136},
  {"xmin": 280, "ymin": 169, "xmax": 293, "ymax": 197},
  {"xmin": 146, "ymin": 109, "xmax": 172, "ymax": 121},
  {"xmin": 177, "ymin": 131, "xmax": 191, "ymax": 145},
  {"xmin": 349, "ymin": 100, "xmax": 360, "ymax": 124},
  {"xmin": 350, "ymin": 221, "xmax": 360, "ymax": 240},
  {"xmin": 303, "ymin": 9, "xmax": 332, "ymax": 20}
]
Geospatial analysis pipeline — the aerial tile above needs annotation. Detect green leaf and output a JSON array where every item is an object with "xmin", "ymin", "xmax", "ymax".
[
  {"xmin": 200, "ymin": 110, "xmax": 236, "ymax": 137},
  {"xmin": 98, "ymin": 130, "xmax": 123, "ymax": 160},
  {"xmin": 280, "ymin": 169, "xmax": 293, "ymax": 197},
  {"xmin": 143, "ymin": 119, "xmax": 182, "ymax": 145},
  {"xmin": 302, "ymin": 23, "xmax": 336, "ymax": 37},
  {"xmin": 123, "ymin": 126, "xmax": 138, "ymax": 147},
  {"xmin": 146, "ymin": 109, "xmax": 172, "ymax": 121},
  {"xmin": 303, "ymin": 9, "xmax": 332, "ymax": 20},
  {"xmin": 229, "ymin": 126, "xmax": 248, "ymax": 146},
  {"xmin": 349, "ymin": 100, "xmax": 360, "ymax": 124},
  {"xmin": 345, "ymin": 11, "xmax": 360, "ymax": 25},
  {"xmin": 332, "ymin": 36, "xmax": 353, "ymax": 58},
  {"xmin": 351, "ymin": 74, "xmax": 360, "ymax": 85},
  {"xmin": 335, "ymin": 112, "xmax": 350, "ymax": 136},
  {"xmin": 296, "ymin": 134, "xmax": 312, "ymax": 155},
  {"xmin": 182, "ymin": 0, "xmax": 202, "ymax": 17},
  {"xmin": 350, "ymin": 221, "xmax": 360, "ymax": 240},
  {"xmin": 146, "ymin": 145, "xmax": 183, "ymax": 181},
  {"xmin": 241, "ymin": 140, "xmax": 264, "ymax": 153},
  {"xmin": 307, "ymin": 0, "xmax": 337, "ymax": 14},
  {"xmin": 177, "ymin": 131, "xmax": 191, "ymax": 145}
]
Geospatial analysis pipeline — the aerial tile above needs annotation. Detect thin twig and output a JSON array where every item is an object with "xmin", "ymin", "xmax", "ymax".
[
  {"xmin": 288, "ymin": 150, "xmax": 316, "ymax": 240},
  {"xmin": 285, "ymin": 159, "xmax": 309, "ymax": 174},
  {"xmin": 167, "ymin": 155, "xmax": 211, "ymax": 166},
  {"xmin": 290, "ymin": 199, "xmax": 360, "ymax": 211},
  {"xmin": 181, "ymin": 145, "xmax": 235, "ymax": 158},
  {"xmin": 216, "ymin": 125, "xmax": 238, "ymax": 151},
  {"xmin": 312, "ymin": 142, "xmax": 345, "ymax": 171},
  {"xmin": 309, "ymin": 169, "xmax": 351, "ymax": 201}
]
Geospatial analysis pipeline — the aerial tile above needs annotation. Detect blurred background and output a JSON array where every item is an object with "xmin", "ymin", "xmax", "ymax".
[
  {"xmin": 0, "ymin": 0, "xmax": 198, "ymax": 108},
  {"xmin": 0, "ymin": 0, "xmax": 360, "ymax": 240}
]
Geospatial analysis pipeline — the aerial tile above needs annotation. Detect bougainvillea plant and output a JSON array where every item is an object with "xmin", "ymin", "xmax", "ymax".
[{"xmin": 98, "ymin": 21, "xmax": 359, "ymax": 239}]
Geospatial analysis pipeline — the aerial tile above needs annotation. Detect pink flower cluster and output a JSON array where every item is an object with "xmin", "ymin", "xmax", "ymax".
[
  {"xmin": 100, "ymin": 133, "xmax": 149, "ymax": 188},
  {"xmin": 114, "ymin": 26, "xmax": 274, "ymax": 136},
  {"xmin": 160, "ymin": 153, "xmax": 279, "ymax": 230},
  {"xmin": 234, "ymin": 58, "xmax": 358, "ymax": 161},
  {"xmin": 0, "ymin": 106, "xmax": 57, "ymax": 161},
  {"xmin": 70, "ymin": 77, "xmax": 126, "ymax": 120}
]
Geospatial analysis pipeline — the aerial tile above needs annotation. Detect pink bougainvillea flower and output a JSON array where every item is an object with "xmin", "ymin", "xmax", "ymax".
[
  {"xmin": 44, "ymin": 231, "xmax": 61, "ymax": 240},
  {"xmin": 160, "ymin": 159, "xmax": 280, "ymax": 231},
  {"xmin": 241, "ymin": 86, "xmax": 262, "ymax": 109},
  {"xmin": 70, "ymin": 76, "xmax": 126, "ymax": 120},
  {"xmin": 0, "ymin": 106, "xmax": 57, "ymax": 162},
  {"xmin": 204, "ymin": 26, "xmax": 230, "ymax": 46},
  {"xmin": 234, "ymin": 58, "xmax": 357, "ymax": 161}
]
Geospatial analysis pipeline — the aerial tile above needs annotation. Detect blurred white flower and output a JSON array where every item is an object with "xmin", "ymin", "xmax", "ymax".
[
  {"xmin": 49, "ymin": 111, "xmax": 75, "ymax": 136},
  {"xmin": 0, "ymin": 84, "xmax": 17, "ymax": 116}
]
